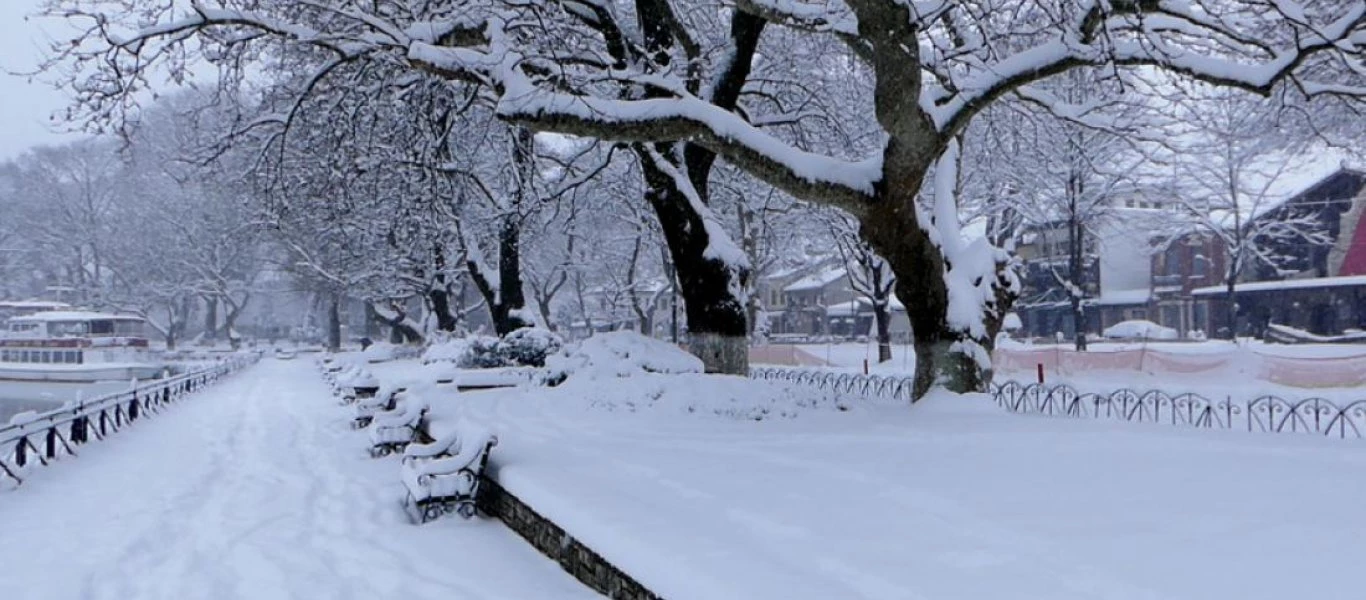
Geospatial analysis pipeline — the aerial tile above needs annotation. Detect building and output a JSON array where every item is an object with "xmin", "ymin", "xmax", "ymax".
[
  {"xmin": 1013, "ymin": 202, "xmax": 1179, "ymax": 339},
  {"xmin": 1193, "ymin": 167, "xmax": 1366, "ymax": 337},
  {"xmin": 753, "ymin": 261, "xmax": 911, "ymax": 341}
]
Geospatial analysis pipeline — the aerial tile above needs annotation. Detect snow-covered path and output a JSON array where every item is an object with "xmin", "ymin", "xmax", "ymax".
[{"xmin": 0, "ymin": 359, "xmax": 598, "ymax": 600}]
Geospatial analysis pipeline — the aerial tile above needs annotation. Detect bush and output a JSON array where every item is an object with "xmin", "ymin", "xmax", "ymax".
[
  {"xmin": 543, "ymin": 331, "xmax": 703, "ymax": 386},
  {"xmin": 458, "ymin": 335, "xmax": 506, "ymax": 368},
  {"xmin": 495, "ymin": 328, "xmax": 563, "ymax": 367}
]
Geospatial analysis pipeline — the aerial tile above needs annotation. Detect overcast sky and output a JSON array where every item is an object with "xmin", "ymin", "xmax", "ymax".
[{"xmin": 1, "ymin": 0, "xmax": 82, "ymax": 160}]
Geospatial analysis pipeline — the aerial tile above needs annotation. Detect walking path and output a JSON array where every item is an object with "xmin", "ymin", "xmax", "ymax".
[{"xmin": 0, "ymin": 359, "xmax": 597, "ymax": 600}]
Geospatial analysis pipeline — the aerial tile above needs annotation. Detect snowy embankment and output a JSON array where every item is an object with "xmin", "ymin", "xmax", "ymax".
[
  {"xmin": 758, "ymin": 339, "xmax": 1366, "ymax": 395},
  {"xmin": 0, "ymin": 359, "xmax": 599, "ymax": 600},
  {"xmin": 438, "ymin": 385, "xmax": 1366, "ymax": 600},
  {"xmin": 377, "ymin": 332, "xmax": 1366, "ymax": 600}
]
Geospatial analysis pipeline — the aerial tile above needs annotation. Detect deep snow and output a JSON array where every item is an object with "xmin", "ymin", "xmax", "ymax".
[
  {"xmin": 0, "ymin": 359, "xmax": 598, "ymax": 600},
  {"xmin": 440, "ymin": 385, "xmax": 1366, "ymax": 600}
]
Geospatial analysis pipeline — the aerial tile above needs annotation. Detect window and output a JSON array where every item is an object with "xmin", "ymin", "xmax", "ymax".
[
  {"xmin": 51, "ymin": 321, "xmax": 91, "ymax": 337},
  {"xmin": 90, "ymin": 320, "xmax": 114, "ymax": 335},
  {"xmin": 1125, "ymin": 199, "xmax": 1135, "ymax": 208},
  {"xmin": 114, "ymin": 320, "xmax": 145, "ymax": 336},
  {"xmin": 1193, "ymin": 254, "xmax": 1208, "ymax": 277},
  {"xmin": 1165, "ymin": 248, "xmax": 1182, "ymax": 276}
]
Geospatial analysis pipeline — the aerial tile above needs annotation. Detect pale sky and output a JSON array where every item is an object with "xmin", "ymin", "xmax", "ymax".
[{"xmin": 0, "ymin": 0, "xmax": 83, "ymax": 160}]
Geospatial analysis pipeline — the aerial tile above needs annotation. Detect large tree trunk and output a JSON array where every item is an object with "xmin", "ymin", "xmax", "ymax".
[
  {"xmin": 860, "ymin": 141, "xmax": 1005, "ymax": 399},
  {"xmin": 638, "ymin": 152, "xmax": 749, "ymax": 374},
  {"xmin": 1071, "ymin": 296, "xmax": 1088, "ymax": 351},
  {"xmin": 370, "ymin": 302, "xmax": 425, "ymax": 344},
  {"xmin": 203, "ymin": 296, "xmax": 218, "ymax": 342},
  {"xmin": 428, "ymin": 249, "xmax": 459, "ymax": 332},
  {"xmin": 1226, "ymin": 280, "xmax": 1238, "ymax": 339},
  {"xmin": 873, "ymin": 302, "xmax": 892, "ymax": 363},
  {"xmin": 428, "ymin": 284, "xmax": 459, "ymax": 332},
  {"xmin": 326, "ymin": 293, "xmax": 342, "ymax": 352}
]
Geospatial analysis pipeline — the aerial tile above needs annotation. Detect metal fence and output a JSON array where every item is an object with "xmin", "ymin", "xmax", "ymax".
[
  {"xmin": 990, "ymin": 380, "xmax": 1366, "ymax": 439},
  {"xmin": 0, "ymin": 353, "xmax": 260, "ymax": 486},
  {"xmin": 749, "ymin": 367, "xmax": 918, "ymax": 404}
]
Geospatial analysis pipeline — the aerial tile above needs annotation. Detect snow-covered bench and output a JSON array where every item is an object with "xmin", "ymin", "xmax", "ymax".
[
  {"xmin": 368, "ymin": 393, "xmax": 428, "ymax": 458},
  {"xmin": 352, "ymin": 384, "xmax": 404, "ymax": 429},
  {"xmin": 400, "ymin": 424, "xmax": 498, "ymax": 522},
  {"xmin": 332, "ymin": 368, "xmax": 379, "ymax": 404}
]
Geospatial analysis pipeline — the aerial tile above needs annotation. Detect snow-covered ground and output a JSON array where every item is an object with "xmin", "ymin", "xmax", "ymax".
[
  {"xmin": 341, "ymin": 335, "xmax": 1366, "ymax": 600},
  {"xmin": 429, "ymin": 383, "xmax": 1366, "ymax": 600},
  {"xmin": 9, "ymin": 349, "xmax": 1366, "ymax": 600},
  {"xmin": 0, "ymin": 359, "xmax": 599, "ymax": 600}
]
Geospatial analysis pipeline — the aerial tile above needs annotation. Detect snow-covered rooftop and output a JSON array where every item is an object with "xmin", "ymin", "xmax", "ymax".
[
  {"xmin": 1192, "ymin": 274, "xmax": 1366, "ymax": 296},
  {"xmin": 783, "ymin": 268, "xmax": 846, "ymax": 293},
  {"xmin": 8, "ymin": 311, "xmax": 146, "ymax": 323},
  {"xmin": 0, "ymin": 300, "xmax": 71, "ymax": 309}
]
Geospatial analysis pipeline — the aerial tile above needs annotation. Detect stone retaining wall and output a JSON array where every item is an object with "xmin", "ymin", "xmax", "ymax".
[{"xmin": 478, "ymin": 474, "xmax": 664, "ymax": 600}]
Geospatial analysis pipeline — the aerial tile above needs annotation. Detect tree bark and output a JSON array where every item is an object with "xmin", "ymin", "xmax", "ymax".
[
  {"xmin": 326, "ymin": 293, "xmax": 342, "ymax": 352},
  {"xmin": 428, "ymin": 248, "xmax": 459, "ymax": 332},
  {"xmin": 638, "ymin": 151, "xmax": 749, "ymax": 374},
  {"xmin": 203, "ymin": 296, "xmax": 218, "ymax": 342},
  {"xmin": 428, "ymin": 284, "xmax": 459, "ymax": 332},
  {"xmin": 1226, "ymin": 279, "xmax": 1238, "ymax": 339},
  {"xmin": 859, "ymin": 140, "xmax": 1006, "ymax": 398},
  {"xmin": 873, "ymin": 302, "xmax": 892, "ymax": 363}
]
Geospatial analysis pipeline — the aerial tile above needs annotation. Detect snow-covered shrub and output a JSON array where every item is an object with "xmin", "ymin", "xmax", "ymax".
[
  {"xmin": 460, "ymin": 335, "xmax": 506, "ymax": 368},
  {"xmin": 495, "ymin": 328, "xmax": 563, "ymax": 367},
  {"xmin": 543, "ymin": 331, "xmax": 704, "ymax": 386},
  {"xmin": 421, "ymin": 338, "xmax": 468, "ymax": 364}
]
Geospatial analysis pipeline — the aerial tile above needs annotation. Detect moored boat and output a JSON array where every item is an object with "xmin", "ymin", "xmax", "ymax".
[{"xmin": 0, "ymin": 311, "xmax": 168, "ymax": 382}]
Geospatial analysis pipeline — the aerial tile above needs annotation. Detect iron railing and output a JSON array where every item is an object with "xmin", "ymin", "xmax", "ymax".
[
  {"xmin": 0, "ymin": 353, "xmax": 259, "ymax": 486},
  {"xmin": 749, "ymin": 367, "xmax": 918, "ymax": 404},
  {"xmin": 990, "ymin": 380, "xmax": 1366, "ymax": 439}
]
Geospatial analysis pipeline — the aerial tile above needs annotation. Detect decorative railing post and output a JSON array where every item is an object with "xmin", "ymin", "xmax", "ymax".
[
  {"xmin": 0, "ymin": 352, "xmax": 261, "ymax": 487},
  {"xmin": 991, "ymin": 380, "xmax": 1365, "ymax": 440}
]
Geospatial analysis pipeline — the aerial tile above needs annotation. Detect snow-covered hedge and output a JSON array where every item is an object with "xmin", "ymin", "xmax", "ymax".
[
  {"xmin": 421, "ymin": 329, "xmax": 564, "ymax": 369},
  {"xmin": 496, "ymin": 328, "xmax": 563, "ymax": 367},
  {"xmin": 543, "ymin": 331, "xmax": 703, "ymax": 386}
]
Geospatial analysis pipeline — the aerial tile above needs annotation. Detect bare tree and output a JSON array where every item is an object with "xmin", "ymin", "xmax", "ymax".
[
  {"xmin": 822, "ymin": 208, "xmax": 896, "ymax": 362},
  {"xmin": 43, "ymin": 0, "xmax": 1366, "ymax": 397},
  {"xmin": 1165, "ymin": 88, "xmax": 1336, "ymax": 338}
]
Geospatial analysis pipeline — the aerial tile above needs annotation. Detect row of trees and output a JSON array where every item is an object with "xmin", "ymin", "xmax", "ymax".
[
  {"xmin": 0, "ymin": 107, "xmax": 262, "ymax": 348},
  {"xmin": 25, "ymin": 0, "xmax": 1366, "ymax": 398}
]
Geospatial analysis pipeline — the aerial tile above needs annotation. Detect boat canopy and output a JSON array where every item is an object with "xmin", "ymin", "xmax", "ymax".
[{"xmin": 5, "ymin": 311, "xmax": 148, "ymax": 338}]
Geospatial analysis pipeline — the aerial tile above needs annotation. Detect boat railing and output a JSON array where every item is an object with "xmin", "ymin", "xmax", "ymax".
[{"xmin": 0, "ymin": 352, "xmax": 261, "ymax": 486}]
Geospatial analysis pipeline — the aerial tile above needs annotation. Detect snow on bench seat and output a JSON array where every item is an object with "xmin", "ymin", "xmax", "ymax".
[
  {"xmin": 399, "ymin": 421, "xmax": 497, "ymax": 522},
  {"xmin": 367, "ymin": 392, "xmax": 427, "ymax": 457}
]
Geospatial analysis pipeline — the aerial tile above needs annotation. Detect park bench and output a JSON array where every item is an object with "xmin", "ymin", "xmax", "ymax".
[
  {"xmin": 368, "ymin": 393, "xmax": 428, "ymax": 457},
  {"xmin": 399, "ymin": 424, "xmax": 498, "ymax": 522},
  {"xmin": 352, "ymin": 384, "xmax": 405, "ymax": 429}
]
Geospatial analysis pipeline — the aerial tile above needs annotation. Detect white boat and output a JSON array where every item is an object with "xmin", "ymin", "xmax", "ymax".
[{"xmin": 0, "ymin": 311, "xmax": 168, "ymax": 382}]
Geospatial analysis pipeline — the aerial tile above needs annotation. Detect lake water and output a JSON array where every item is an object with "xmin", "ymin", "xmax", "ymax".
[{"xmin": 0, "ymin": 381, "xmax": 130, "ymax": 424}]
